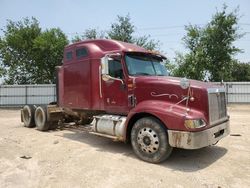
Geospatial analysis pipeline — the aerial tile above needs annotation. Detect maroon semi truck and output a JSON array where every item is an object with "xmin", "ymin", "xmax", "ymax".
[{"xmin": 21, "ymin": 39, "xmax": 230, "ymax": 163}]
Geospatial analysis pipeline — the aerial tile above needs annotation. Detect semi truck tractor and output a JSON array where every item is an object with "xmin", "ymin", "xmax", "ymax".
[{"xmin": 21, "ymin": 39, "xmax": 230, "ymax": 163}]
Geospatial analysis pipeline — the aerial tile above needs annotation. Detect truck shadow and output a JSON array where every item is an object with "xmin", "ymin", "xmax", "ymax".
[
  {"xmin": 165, "ymin": 147, "xmax": 227, "ymax": 172},
  {"xmin": 60, "ymin": 129, "xmax": 134, "ymax": 156},
  {"xmin": 60, "ymin": 129, "xmax": 227, "ymax": 172}
]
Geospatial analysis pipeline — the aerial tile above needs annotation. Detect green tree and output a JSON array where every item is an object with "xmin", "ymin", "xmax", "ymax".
[
  {"xmin": 71, "ymin": 28, "xmax": 105, "ymax": 43},
  {"xmin": 0, "ymin": 61, "xmax": 5, "ymax": 78},
  {"xmin": 107, "ymin": 14, "xmax": 135, "ymax": 42},
  {"xmin": 71, "ymin": 35, "xmax": 82, "ymax": 43},
  {"xmin": 175, "ymin": 5, "xmax": 243, "ymax": 81},
  {"xmin": 0, "ymin": 17, "xmax": 68, "ymax": 84},
  {"xmin": 108, "ymin": 14, "xmax": 160, "ymax": 50},
  {"xmin": 231, "ymin": 61, "xmax": 250, "ymax": 81},
  {"xmin": 33, "ymin": 28, "xmax": 68, "ymax": 83},
  {"xmin": 70, "ymin": 15, "xmax": 160, "ymax": 51},
  {"xmin": 0, "ymin": 17, "xmax": 41, "ymax": 84},
  {"xmin": 135, "ymin": 35, "xmax": 160, "ymax": 51}
]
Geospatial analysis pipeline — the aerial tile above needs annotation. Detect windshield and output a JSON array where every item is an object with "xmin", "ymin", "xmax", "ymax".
[{"xmin": 125, "ymin": 53, "xmax": 168, "ymax": 76}]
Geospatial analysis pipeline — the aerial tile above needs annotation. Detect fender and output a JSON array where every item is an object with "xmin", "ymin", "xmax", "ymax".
[{"xmin": 124, "ymin": 100, "xmax": 207, "ymax": 141}]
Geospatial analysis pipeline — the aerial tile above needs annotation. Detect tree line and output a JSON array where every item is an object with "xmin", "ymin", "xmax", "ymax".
[{"xmin": 0, "ymin": 5, "xmax": 249, "ymax": 84}]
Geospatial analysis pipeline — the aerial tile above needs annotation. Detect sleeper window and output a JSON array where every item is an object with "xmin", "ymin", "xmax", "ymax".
[
  {"xmin": 76, "ymin": 48, "xmax": 88, "ymax": 59},
  {"xmin": 66, "ymin": 51, "xmax": 73, "ymax": 61}
]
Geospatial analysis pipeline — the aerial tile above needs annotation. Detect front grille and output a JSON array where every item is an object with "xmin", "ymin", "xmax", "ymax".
[{"xmin": 208, "ymin": 88, "xmax": 227, "ymax": 125}]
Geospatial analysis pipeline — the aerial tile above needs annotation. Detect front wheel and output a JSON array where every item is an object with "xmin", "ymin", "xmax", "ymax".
[{"xmin": 131, "ymin": 117, "xmax": 173, "ymax": 163}]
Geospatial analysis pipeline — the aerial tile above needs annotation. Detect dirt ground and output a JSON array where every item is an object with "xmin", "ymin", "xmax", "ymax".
[{"xmin": 0, "ymin": 105, "xmax": 249, "ymax": 188}]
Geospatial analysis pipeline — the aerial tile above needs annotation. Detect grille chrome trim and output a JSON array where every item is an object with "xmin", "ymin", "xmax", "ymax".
[{"xmin": 208, "ymin": 88, "xmax": 228, "ymax": 126}]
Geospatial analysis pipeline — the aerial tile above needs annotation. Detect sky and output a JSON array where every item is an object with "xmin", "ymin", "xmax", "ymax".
[{"xmin": 0, "ymin": 0, "xmax": 250, "ymax": 62}]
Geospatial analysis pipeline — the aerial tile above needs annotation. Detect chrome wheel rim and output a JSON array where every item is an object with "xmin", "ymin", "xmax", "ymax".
[{"xmin": 137, "ymin": 127, "xmax": 159, "ymax": 154}]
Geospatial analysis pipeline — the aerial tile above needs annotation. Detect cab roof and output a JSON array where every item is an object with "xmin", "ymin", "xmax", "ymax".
[{"xmin": 65, "ymin": 39, "xmax": 166, "ymax": 59}]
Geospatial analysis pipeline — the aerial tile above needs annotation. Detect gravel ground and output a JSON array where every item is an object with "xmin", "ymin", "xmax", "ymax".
[{"xmin": 0, "ymin": 105, "xmax": 249, "ymax": 188}]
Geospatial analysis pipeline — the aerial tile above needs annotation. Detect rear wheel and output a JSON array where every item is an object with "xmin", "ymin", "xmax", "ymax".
[
  {"xmin": 49, "ymin": 122, "xmax": 59, "ymax": 130},
  {"xmin": 131, "ymin": 117, "xmax": 173, "ymax": 163},
  {"xmin": 22, "ymin": 105, "xmax": 36, "ymax": 128},
  {"xmin": 34, "ymin": 106, "xmax": 50, "ymax": 131}
]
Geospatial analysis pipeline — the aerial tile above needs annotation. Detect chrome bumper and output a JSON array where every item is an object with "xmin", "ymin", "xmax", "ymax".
[{"xmin": 168, "ymin": 120, "xmax": 230, "ymax": 149}]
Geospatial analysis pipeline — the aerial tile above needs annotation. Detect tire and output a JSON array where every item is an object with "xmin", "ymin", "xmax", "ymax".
[
  {"xmin": 34, "ymin": 106, "xmax": 50, "ymax": 131},
  {"xmin": 49, "ymin": 122, "xmax": 59, "ymax": 130},
  {"xmin": 22, "ymin": 105, "xmax": 36, "ymax": 128},
  {"xmin": 131, "ymin": 117, "xmax": 173, "ymax": 163}
]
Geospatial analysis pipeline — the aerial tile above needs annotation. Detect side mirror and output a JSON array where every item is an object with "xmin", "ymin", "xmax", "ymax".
[
  {"xmin": 101, "ymin": 53, "xmax": 124, "ymax": 84},
  {"xmin": 101, "ymin": 56, "xmax": 109, "ymax": 75},
  {"xmin": 101, "ymin": 53, "xmax": 121, "ymax": 75}
]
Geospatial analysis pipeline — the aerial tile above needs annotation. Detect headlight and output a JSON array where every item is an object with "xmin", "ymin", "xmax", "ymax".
[{"xmin": 184, "ymin": 119, "xmax": 206, "ymax": 129}]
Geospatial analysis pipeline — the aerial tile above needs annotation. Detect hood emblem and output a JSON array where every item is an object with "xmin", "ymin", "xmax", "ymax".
[{"xmin": 151, "ymin": 92, "xmax": 179, "ymax": 99}]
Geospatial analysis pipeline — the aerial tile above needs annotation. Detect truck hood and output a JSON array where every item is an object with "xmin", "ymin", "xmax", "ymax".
[
  {"xmin": 133, "ymin": 76, "xmax": 220, "ymax": 118},
  {"xmin": 134, "ymin": 76, "xmax": 216, "ymax": 90}
]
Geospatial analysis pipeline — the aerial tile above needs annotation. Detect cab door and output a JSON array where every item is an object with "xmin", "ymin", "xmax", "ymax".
[{"xmin": 102, "ymin": 57, "xmax": 128, "ymax": 114}]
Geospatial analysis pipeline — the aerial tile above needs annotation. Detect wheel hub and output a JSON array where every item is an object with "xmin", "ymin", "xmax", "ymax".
[
  {"xmin": 137, "ymin": 127, "xmax": 159, "ymax": 154},
  {"xmin": 143, "ymin": 136, "xmax": 151, "ymax": 146}
]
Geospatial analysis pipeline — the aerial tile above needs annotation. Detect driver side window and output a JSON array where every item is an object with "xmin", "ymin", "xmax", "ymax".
[{"xmin": 108, "ymin": 59, "xmax": 124, "ymax": 79}]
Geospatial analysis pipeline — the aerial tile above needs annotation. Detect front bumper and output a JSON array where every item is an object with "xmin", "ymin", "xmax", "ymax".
[{"xmin": 168, "ymin": 120, "xmax": 230, "ymax": 149}]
